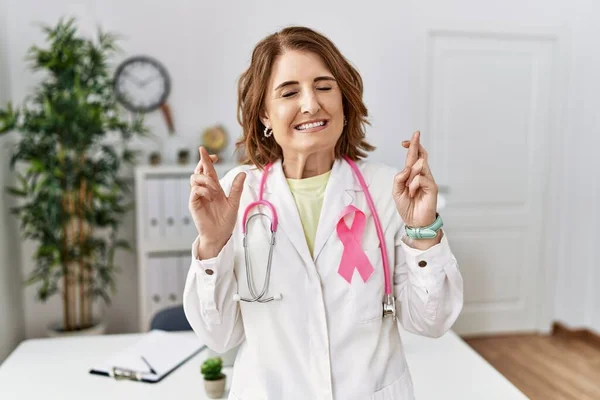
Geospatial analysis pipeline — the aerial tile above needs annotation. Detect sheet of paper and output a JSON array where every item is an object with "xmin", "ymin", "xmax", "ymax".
[{"xmin": 90, "ymin": 330, "xmax": 205, "ymax": 381}]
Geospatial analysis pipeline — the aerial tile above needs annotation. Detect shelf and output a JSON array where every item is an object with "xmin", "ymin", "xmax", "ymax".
[
  {"xmin": 140, "ymin": 239, "xmax": 196, "ymax": 254},
  {"xmin": 135, "ymin": 162, "xmax": 238, "ymax": 177}
]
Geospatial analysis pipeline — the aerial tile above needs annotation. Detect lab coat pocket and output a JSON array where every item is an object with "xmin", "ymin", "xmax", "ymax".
[
  {"xmin": 371, "ymin": 368, "xmax": 415, "ymax": 400},
  {"xmin": 351, "ymin": 247, "xmax": 385, "ymax": 324}
]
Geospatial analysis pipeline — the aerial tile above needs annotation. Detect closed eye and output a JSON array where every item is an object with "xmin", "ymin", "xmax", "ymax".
[{"xmin": 282, "ymin": 87, "xmax": 331, "ymax": 98}]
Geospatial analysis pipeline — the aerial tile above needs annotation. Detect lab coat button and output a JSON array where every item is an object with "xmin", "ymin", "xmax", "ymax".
[
  {"xmin": 205, "ymin": 268, "xmax": 214, "ymax": 275},
  {"xmin": 418, "ymin": 260, "xmax": 427, "ymax": 268}
]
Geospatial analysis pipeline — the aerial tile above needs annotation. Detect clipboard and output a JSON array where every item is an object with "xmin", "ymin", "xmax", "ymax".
[{"xmin": 89, "ymin": 330, "xmax": 206, "ymax": 383}]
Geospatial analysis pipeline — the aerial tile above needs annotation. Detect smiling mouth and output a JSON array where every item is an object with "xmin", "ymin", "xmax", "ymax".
[{"xmin": 294, "ymin": 120, "xmax": 328, "ymax": 131}]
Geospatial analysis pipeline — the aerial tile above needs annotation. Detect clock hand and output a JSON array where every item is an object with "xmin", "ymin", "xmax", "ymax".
[
  {"xmin": 140, "ymin": 74, "xmax": 161, "ymax": 87},
  {"xmin": 121, "ymin": 69, "xmax": 143, "ymax": 86}
]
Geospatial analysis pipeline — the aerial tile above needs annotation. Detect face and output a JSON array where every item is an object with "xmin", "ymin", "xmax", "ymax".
[{"xmin": 262, "ymin": 50, "xmax": 344, "ymax": 159}]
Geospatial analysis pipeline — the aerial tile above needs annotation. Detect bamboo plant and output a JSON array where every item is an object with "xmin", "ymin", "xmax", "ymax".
[{"xmin": 0, "ymin": 17, "xmax": 149, "ymax": 332}]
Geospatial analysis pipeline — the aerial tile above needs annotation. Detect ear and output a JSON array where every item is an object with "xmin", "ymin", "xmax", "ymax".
[{"xmin": 260, "ymin": 110, "xmax": 271, "ymax": 128}]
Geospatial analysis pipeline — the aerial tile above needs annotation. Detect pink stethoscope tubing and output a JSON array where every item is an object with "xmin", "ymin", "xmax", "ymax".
[{"xmin": 234, "ymin": 157, "xmax": 395, "ymax": 319}]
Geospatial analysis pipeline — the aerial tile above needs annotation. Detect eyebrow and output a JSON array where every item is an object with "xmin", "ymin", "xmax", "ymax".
[{"xmin": 273, "ymin": 76, "xmax": 336, "ymax": 92}]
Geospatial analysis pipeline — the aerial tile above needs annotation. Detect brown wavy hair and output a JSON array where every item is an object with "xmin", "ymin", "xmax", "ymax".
[{"xmin": 235, "ymin": 26, "xmax": 374, "ymax": 169}]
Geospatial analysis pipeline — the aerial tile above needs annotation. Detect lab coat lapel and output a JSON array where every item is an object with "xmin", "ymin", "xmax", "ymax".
[
  {"xmin": 260, "ymin": 160, "xmax": 314, "ymax": 267},
  {"xmin": 312, "ymin": 159, "xmax": 363, "ymax": 262}
]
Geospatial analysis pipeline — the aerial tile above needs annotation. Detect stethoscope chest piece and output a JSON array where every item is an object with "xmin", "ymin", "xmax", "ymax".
[{"xmin": 383, "ymin": 294, "xmax": 396, "ymax": 320}]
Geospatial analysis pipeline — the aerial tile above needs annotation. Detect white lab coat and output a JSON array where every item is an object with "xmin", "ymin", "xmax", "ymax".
[{"xmin": 183, "ymin": 158, "xmax": 463, "ymax": 400}]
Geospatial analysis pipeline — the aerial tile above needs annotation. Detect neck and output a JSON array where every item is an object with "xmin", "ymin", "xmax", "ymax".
[{"xmin": 281, "ymin": 150, "xmax": 335, "ymax": 179}]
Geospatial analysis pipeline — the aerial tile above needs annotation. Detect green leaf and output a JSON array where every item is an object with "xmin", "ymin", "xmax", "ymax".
[
  {"xmin": 6, "ymin": 186, "xmax": 27, "ymax": 197},
  {"xmin": 0, "ymin": 102, "xmax": 19, "ymax": 134}
]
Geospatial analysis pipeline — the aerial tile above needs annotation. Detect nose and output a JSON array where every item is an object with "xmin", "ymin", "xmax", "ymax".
[{"xmin": 300, "ymin": 90, "xmax": 320, "ymax": 115}]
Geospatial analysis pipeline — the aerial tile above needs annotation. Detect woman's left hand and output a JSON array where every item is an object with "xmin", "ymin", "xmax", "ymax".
[{"xmin": 393, "ymin": 131, "xmax": 438, "ymax": 228}]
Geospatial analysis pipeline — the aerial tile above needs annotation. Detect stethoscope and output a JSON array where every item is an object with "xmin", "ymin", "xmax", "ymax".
[{"xmin": 232, "ymin": 156, "xmax": 396, "ymax": 320}]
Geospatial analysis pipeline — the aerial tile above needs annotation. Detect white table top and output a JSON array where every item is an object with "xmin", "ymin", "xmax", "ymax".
[{"xmin": 0, "ymin": 328, "xmax": 527, "ymax": 399}]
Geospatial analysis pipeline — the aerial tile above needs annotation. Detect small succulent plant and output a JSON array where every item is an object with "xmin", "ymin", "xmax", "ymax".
[{"xmin": 201, "ymin": 357, "xmax": 225, "ymax": 381}]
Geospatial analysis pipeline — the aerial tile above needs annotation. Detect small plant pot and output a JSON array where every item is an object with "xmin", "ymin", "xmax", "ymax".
[{"xmin": 204, "ymin": 376, "xmax": 226, "ymax": 399}]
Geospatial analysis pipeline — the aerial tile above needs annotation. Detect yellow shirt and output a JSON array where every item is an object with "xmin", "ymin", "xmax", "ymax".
[{"xmin": 286, "ymin": 170, "xmax": 332, "ymax": 257}]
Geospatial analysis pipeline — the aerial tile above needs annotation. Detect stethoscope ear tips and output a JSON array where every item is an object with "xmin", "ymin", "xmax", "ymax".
[
  {"xmin": 273, "ymin": 293, "xmax": 282, "ymax": 301},
  {"xmin": 232, "ymin": 294, "xmax": 241, "ymax": 302}
]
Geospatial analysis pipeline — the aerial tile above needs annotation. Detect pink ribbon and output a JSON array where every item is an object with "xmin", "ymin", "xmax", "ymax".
[{"xmin": 336, "ymin": 205, "xmax": 374, "ymax": 284}]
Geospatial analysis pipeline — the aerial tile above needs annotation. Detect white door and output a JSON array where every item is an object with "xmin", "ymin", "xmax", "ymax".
[{"xmin": 413, "ymin": 24, "xmax": 562, "ymax": 335}]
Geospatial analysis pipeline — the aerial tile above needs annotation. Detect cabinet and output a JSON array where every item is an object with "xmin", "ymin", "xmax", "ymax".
[{"xmin": 134, "ymin": 163, "xmax": 236, "ymax": 331}]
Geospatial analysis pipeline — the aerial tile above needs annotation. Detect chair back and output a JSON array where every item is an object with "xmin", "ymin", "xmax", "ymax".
[{"xmin": 150, "ymin": 305, "xmax": 192, "ymax": 331}]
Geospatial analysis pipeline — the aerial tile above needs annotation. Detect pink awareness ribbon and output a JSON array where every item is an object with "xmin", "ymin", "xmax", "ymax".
[{"xmin": 336, "ymin": 205, "xmax": 374, "ymax": 284}]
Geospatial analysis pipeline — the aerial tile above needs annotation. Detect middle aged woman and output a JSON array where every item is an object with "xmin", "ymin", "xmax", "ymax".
[{"xmin": 184, "ymin": 26, "xmax": 464, "ymax": 400}]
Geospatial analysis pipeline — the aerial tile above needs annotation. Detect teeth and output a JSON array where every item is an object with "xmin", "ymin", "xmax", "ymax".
[{"xmin": 296, "ymin": 121, "xmax": 325, "ymax": 130}]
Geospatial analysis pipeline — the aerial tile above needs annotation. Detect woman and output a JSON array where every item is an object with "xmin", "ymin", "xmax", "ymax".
[{"xmin": 184, "ymin": 26, "xmax": 463, "ymax": 399}]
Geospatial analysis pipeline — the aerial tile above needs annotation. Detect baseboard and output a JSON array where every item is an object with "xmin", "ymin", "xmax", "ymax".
[{"xmin": 551, "ymin": 322, "xmax": 600, "ymax": 348}]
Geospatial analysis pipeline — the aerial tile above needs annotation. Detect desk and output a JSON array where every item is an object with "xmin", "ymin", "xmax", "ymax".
[{"xmin": 0, "ymin": 329, "xmax": 527, "ymax": 399}]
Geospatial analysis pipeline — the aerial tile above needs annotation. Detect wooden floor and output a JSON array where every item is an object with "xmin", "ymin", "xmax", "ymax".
[{"xmin": 464, "ymin": 334, "xmax": 600, "ymax": 400}]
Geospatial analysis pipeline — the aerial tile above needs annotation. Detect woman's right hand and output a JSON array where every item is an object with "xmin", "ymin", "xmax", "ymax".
[{"xmin": 189, "ymin": 147, "xmax": 246, "ymax": 259}]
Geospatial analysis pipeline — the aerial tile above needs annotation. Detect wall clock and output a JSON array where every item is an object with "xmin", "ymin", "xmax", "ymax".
[{"xmin": 113, "ymin": 55, "xmax": 171, "ymax": 114}]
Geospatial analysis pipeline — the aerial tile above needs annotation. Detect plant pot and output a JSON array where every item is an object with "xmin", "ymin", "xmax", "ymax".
[
  {"xmin": 204, "ymin": 376, "xmax": 226, "ymax": 399},
  {"xmin": 46, "ymin": 321, "xmax": 107, "ymax": 338}
]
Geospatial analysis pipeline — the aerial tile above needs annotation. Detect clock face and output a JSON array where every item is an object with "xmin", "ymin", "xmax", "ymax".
[{"xmin": 113, "ymin": 56, "xmax": 171, "ymax": 113}]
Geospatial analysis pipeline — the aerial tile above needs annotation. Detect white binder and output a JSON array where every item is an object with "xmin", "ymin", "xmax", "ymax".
[
  {"xmin": 162, "ymin": 178, "xmax": 178, "ymax": 239},
  {"xmin": 144, "ymin": 178, "xmax": 163, "ymax": 241},
  {"xmin": 89, "ymin": 330, "xmax": 205, "ymax": 383},
  {"xmin": 147, "ymin": 256, "xmax": 166, "ymax": 320},
  {"xmin": 178, "ymin": 176, "xmax": 197, "ymax": 242},
  {"xmin": 163, "ymin": 256, "xmax": 181, "ymax": 305}
]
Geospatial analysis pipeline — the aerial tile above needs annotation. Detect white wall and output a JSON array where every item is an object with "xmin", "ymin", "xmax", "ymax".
[
  {"xmin": 0, "ymin": 0, "xmax": 25, "ymax": 362},
  {"xmin": 1, "ymin": 0, "xmax": 598, "ymax": 337}
]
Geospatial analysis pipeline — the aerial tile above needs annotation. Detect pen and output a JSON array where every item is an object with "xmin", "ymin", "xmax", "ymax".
[{"xmin": 141, "ymin": 356, "xmax": 157, "ymax": 375}]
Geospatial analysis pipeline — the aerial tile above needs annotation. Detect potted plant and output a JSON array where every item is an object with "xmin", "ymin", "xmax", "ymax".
[
  {"xmin": 0, "ymin": 17, "xmax": 149, "ymax": 336},
  {"xmin": 201, "ymin": 357, "xmax": 226, "ymax": 398}
]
